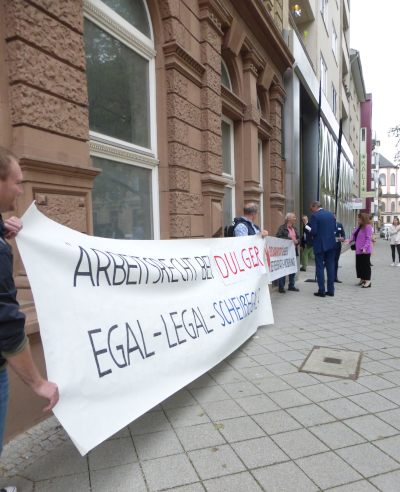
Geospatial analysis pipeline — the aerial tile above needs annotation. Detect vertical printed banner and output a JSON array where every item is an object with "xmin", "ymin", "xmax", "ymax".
[
  {"xmin": 16, "ymin": 204, "xmax": 274, "ymax": 455},
  {"xmin": 264, "ymin": 236, "xmax": 298, "ymax": 282}
]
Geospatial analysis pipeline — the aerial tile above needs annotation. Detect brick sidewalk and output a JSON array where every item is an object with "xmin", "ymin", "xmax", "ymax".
[{"xmin": 2, "ymin": 238, "xmax": 400, "ymax": 491}]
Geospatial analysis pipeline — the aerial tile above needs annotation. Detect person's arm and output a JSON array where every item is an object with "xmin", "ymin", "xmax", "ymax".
[
  {"xmin": 361, "ymin": 226, "xmax": 373, "ymax": 253},
  {"xmin": 6, "ymin": 345, "xmax": 59, "ymax": 411},
  {"xmin": 308, "ymin": 216, "xmax": 316, "ymax": 236}
]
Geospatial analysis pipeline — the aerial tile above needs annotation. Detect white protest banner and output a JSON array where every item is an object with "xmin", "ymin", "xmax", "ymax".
[
  {"xmin": 16, "ymin": 204, "xmax": 273, "ymax": 455},
  {"xmin": 264, "ymin": 236, "xmax": 297, "ymax": 281}
]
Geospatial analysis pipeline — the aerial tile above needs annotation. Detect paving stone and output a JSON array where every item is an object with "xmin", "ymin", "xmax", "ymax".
[
  {"xmin": 253, "ymin": 376, "xmax": 291, "ymax": 393},
  {"xmin": 188, "ymin": 445, "xmax": 245, "ymax": 480},
  {"xmin": 22, "ymin": 441, "xmax": 87, "ymax": 481},
  {"xmin": 90, "ymin": 438, "xmax": 138, "ymax": 471},
  {"xmin": 221, "ymin": 381, "xmax": 261, "ymax": 398},
  {"xmin": 129, "ymin": 410, "xmax": 172, "ymax": 435},
  {"xmin": 327, "ymin": 380, "xmax": 370, "ymax": 397},
  {"xmin": 187, "ymin": 374, "xmax": 217, "ymax": 389},
  {"xmin": 376, "ymin": 408, "xmax": 400, "ymax": 430},
  {"xmin": 281, "ymin": 372, "xmax": 319, "ymax": 388},
  {"xmin": 362, "ymin": 361, "xmax": 394, "ymax": 373},
  {"xmin": 374, "ymin": 434, "xmax": 400, "ymax": 461},
  {"xmin": 190, "ymin": 385, "xmax": 231, "ymax": 403},
  {"xmin": 169, "ymin": 484, "xmax": 205, "ymax": 492},
  {"xmin": 252, "ymin": 461, "xmax": 319, "ymax": 492},
  {"xmin": 378, "ymin": 387, "xmax": 400, "ymax": 406},
  {"xmin": 265, "ymin": 362, "xmax": 299, "ymax": 376},
  {"xmin": 200, "ymin": 399, "xmax": 246, "ymax": 421},
  {"xmin": 271, "ymin": 426, "xmax": 329, "ymax": 459},
  {"xmin": 296, "ymin": 451, "xmax": 362, "ymax": 489},
  {"xmin": 141, "ymin": 454, "xmax": 198, "ymax": 491},
  {"xmin": 319, "ymin": 398, "xmax": 368, "ymax": 419},
  {"xmin": 357, "ymin": 375, "xmax": 396, "ymax": 391},
  {"xmin": 327, "ymin": 481, "xmax": 379, "ymax": 492},
  {"xmin": 91, "ymin": 463, "xmax": 147, "ymax": 492},
  {"xmin": 344, "ymin": 415, "xmax": 399, "ymax": 441},
  {"xmin": 308, "ymin": 421, "xmax": 366, "ymax": 449},
  {"xmin": 349, "ymin": 392, "xmax": 398, "ymax": 413},
  {"xmin": 175, "ymin": 423, "xmax": 225, "ymax": 451},
  {"xmin": 231, "ymin": 436, "xmax": 288, "ymax": 468},
  {"xmin": 238, "ymin": 366, "xmax": 273, "ymax": 380},
  {"xmin": 250, "ymin": 353, "xmax": 283, "ymax": 365},
  {"xmin": 217, "ymin": 416, "xmax": 265, "ymax": 442},
  {"xmin": 34, "ymin": 473, "xmax": 91, "ymax": 492},
  {"xmin": 133, "ymin": 430, "xmax": 183, "ymax": 460},
  {"xmin": 370, "ymin": 470, "xmax": 400, "ymax": 491},
  {"xmin": 287, "ymin": 404, "xmax": 336, "ymax": 427},
  {"xmin": 209, "ymin": 370, "xmax": 246, "ymax": 385},
  {"xmin": 268, "ymin": 389, "xmax": 312, "ymax": 408},
  {"xmin": 235, "ymin": 394, "xmax": 279, "ymax": 415},
  {"xmin": 204, "ymin": 471, "xmax": 262, "ymax": 491},
  {"xmin": 162, "ymin": 390, "xmax": 198, "ymax": 409},
  {"xmin": 165, "ymin": 405, "xmax": 210, "ymax": 428},
  {"xmin": 227, "ymin": 355, "xmax": 260, "ymax": 369},
  {"xmin": 298, "ymin": 384, "xmax": 342, "ymax": 402},
  {"xmin": 381, "ymin": 371, "xmax": 400, "ymax": 385},
  {"xmin": 337, "ymin": 443, "xmax": 399, "ymax": 477},
  {"xmin": 253, "ymin": 410, "xmax": 302, "ymax": 435}
]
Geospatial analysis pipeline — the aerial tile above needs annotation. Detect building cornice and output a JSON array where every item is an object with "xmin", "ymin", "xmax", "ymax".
[{"xmin": 163, "ymin": 41, "xmax": 206, "ymax": 88}]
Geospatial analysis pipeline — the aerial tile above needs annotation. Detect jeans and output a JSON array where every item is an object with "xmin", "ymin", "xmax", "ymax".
[
  {"xmin": 278, "ymin": 273, "xmax": 295, "ymax": 290},
  {"xmin": 0, "ymin": 368, "xmax": 9, "ymax": 455}
]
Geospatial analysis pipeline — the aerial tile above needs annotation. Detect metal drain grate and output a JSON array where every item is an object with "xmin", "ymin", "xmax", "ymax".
[{"xmin": 299, "ymin": 346, "xmax": 363, "ymax": 380}]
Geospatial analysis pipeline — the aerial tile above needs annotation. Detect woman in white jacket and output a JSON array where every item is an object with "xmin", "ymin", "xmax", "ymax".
[{"xmin": 389, "ymin": 217, "xmax": 400, "ymax": 266}]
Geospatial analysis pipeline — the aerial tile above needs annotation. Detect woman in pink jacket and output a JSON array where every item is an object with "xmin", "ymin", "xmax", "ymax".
[{"xmin": 349, "ymin": 212, "xmax": 374, "ymax": 288}]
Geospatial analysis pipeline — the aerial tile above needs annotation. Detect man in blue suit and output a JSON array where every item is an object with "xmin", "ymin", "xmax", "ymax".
[{"xmin": 308, "ymin": 201, "xmax": 337, "ymax": 297}]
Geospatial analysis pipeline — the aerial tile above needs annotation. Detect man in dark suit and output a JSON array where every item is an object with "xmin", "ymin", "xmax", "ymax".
[
  {"xmin": 308, "ymin": 201, "xmax": 337, "ymax": 297},
  {"xmin": 333, "ymin": 214, "xmax": 346, "ymax": 283}
]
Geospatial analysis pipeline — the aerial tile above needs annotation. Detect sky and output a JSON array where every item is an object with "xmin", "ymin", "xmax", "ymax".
[{"xmin": 350, "ymin": 0, "xmax": 400, "ymax": 163}]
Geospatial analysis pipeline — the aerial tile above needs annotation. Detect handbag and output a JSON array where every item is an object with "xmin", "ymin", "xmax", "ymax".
[{"xmin": 350, "ymin": 227, "xmax": 360, "ymax": 250}]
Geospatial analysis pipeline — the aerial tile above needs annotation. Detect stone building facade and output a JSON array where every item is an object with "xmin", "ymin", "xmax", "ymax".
[{"xmin": 0, "ymin": 0, "xmax": 292, "ymax": 440}]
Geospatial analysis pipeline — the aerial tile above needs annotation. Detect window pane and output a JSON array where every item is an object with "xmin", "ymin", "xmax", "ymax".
[
  {"xmin": 85, "ymin": 20, "xmax": 150, "ymax": 148},
  {"xmin": 222, "ymin": 120, "xmax": 232, "ymax": 175},
  {"xmin": 100, "ymin": 0, "xmax": 151, "ymax": 37},
  {"xmin": 223, "ymin": 187, "xmax": 233, "ymax": 227},
  {"xmin": 221, "ymin": 61, "xmax": 232, "ymax": 89},
  {"xmin": 92, "ymin": 156, "xmax": 153, "ymax": 239}
]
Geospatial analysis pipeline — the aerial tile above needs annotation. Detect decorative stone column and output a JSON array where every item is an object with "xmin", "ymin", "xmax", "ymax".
[{"xmin": 269, "ymin": 82, "xmax": 286, "ymax": 232}]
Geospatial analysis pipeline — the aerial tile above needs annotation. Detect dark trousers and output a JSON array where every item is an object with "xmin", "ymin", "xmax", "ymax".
[
  {"xmin": 391, "ymin": 244, "xmax": 400, "ymax": 262},
  {"xmin": 334, "ymin": 243, "xmax": 342, "ymax": 280},
  {"xmin": 356, "ymin": 253, "xmax": 371, "ymax": 280},
  {"xmin": 315, "ymin": 249, "xmax": 335, "ymax": 294},
  {"xmin": 278, "ymin": 273, "xmax": 296, "ymax": 290}
]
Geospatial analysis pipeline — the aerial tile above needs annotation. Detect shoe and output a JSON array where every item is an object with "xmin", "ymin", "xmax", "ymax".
[
  {"xmin": 300, "ymin": 267, "xmax": 306, "ymax": 272},
  {"xmin": 278, "ymin": 288, "xmax": 286, "ymax": 293},
  {"xmin": 391, "ymin": 262, "xmax": 396, "ymax": 266},
  {"xmin": 288, "ymin": 287, "xmax": 299, "ymax": 292},
  {"xmin": 334, "ymin": 279, "xmax": 342, "ymax": 283},
  {"xmin": 0, "ymin": 487, "xmax": 17, "ymax": 492},
  {"xmin": 397, "ymin": 263, "xmax": 400, "ymax": 267},
  {"xmin": 325, "ymin": 292, "xmax": 335, "ymax": 297},
  {"xmin": 357, "ymin": 280, "xmax": 365, "ymax": 286},
  {"xmin": 314, "ymin": 292, "xmax": 326, "ymax": 297},
  {"xmin": 362, "ymin": 281, "xmax": 371, "ymax": 288}
]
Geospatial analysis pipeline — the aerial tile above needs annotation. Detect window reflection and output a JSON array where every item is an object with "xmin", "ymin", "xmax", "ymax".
[{"xmin": 92, "ymin": 157, "xmax": 153, "ymax": 239}]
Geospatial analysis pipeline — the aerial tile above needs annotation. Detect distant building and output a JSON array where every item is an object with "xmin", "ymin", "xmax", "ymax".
[{"xmin": 378, "ymin": 154, "xmax": 400, "ymax": 223}]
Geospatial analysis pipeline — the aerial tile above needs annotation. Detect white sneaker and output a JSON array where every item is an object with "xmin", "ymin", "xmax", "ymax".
[
  {"xmin": 0, "ymin": 487, "xmax": 17, "ymax": 492},
  {"xmin": 391, "ymin": 262, "xmax": 396, "ymax": 266},
  {"xmin": 397, "ymin": 263, "xmax": 400, "ymax": 267}
]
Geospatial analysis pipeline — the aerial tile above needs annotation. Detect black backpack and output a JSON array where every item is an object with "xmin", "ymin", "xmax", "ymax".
[{"xmin": 224, "ymin": 217, "xmax": 256, "ymax": 237}]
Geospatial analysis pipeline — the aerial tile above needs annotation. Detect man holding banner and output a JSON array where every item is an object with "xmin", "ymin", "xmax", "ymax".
[{"xmin": 0, "ymin": 148, "xmax": 58, "ymax": 490}]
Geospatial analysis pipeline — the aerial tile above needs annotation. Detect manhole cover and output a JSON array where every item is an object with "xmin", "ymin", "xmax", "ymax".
[{"xmin": 299, "ymin": 346, "xmax": 363, "ymax": 380}]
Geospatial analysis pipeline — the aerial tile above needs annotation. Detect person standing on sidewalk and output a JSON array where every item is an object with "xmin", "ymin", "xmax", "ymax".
[
  {"xmin": 0, "ymin": 148, "xmax": 59, "ymax": 492},
  {"xmin": 388, "ymin": 217, "xmax": 400, "ymax": 266},
  {"xmin": 276, "ymin": 212, "xmax": 300, "ymax": 293},
  {"xmin": 232, "ymin": 202, "xmax": 268, "ymax": 238},
  {"xmin": 308, "ymin": 201, "xmax": 336, "ymax": 297},
  {"xmin": 333, "ymin": 214, "xmax": 346, "ymax": 283},
  {"xmin": 300, "ymin": 215, "xmax": 313, "ymax": 272},
  {"xmin": 348, "ymin": 212, "xmax": 374, "ymax": 288}
]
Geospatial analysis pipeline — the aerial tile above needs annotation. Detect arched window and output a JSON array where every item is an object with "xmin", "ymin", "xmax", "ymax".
[
  {"xmin": 379, "ymin": 174, "xmax": 386, "ymax": 186},
  {"xmin": 221, "ymin": 59, "xmax": 232, "ymax": 90},
  {"xmin": 381, "ymin": 202, "xmax": 385, "ymax": 212},
  {"xmin": 391, "ymin": 201, "xmax": 395, "ymax": 212},
  {"xmin": 84, "ymin": 0, "xmax": 158, "ymax": 239},
  {"xmin": 391, "ymin": 173, "xmax": 396, "ymax": 186}
]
